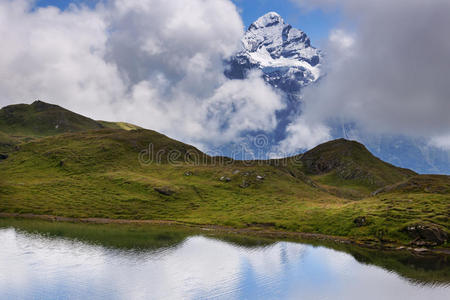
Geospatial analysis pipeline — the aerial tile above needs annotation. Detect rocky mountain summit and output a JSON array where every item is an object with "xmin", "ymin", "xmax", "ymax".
[{"xmin": 225, "ymin": 12, "xmax": 322, "ymax": 93}]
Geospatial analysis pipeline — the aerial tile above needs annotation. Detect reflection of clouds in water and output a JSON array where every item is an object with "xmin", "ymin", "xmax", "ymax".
[{"xmin": 0, "ymin": 229, "xmax": 449, "ymax": 300}]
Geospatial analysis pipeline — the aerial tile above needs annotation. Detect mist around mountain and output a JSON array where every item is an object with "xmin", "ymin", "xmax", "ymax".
[{"xmin": 224, "ymin": 12, "xmax": 450, "ymax": 175}]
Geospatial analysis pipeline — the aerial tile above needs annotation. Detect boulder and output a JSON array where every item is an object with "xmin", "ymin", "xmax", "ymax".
[
  {"xmin": 0, "ymin": 154, "xmax": 8, "ymax": 160},
  {"xmin": 239, "ymin": 180, "xmax": 250, "ymax": 188},
  {"xmin": 220, "ymin": 176, "xmax": 231, "ymax": 182},
  {"xmin": 353, "ymin": 216, "xmax": 368, "ymax": 227},
  {"xmin": 402, "ymin": 223, "xmax": 448, "ymax": 246},
  {"xmin": 154, "ymin": 187, "xmax": 175, "ymax": 196}
]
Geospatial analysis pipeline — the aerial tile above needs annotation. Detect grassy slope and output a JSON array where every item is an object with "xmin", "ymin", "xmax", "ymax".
[
  {"xmin": 0, "ymin": 101, "xmax": 139, "ymax": 154},
  {"xmin": 0, "ymin": 127, "xmax": 448, "ymax": 247},
  {"xmin": 0, "ymin": 101, "xmax": 103, "ymax": 137},
  {"xmin": 300, "ymin": 139, "xmax": 417, "ymax": 198},
  {"xmin": 0, "ymin": 131, "xmax": 16, "ymax": 153},
  {"xmin": 0, "ymin": 101, "xmax": 448, "ymax": 247},
  {"xmin": 97, "ymin": 121, "xmax": 142, "ymax": 131}
]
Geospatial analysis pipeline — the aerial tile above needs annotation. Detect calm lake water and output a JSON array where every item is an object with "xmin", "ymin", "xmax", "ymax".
[{"xmin": 0, "ymin": 225, "xmax": 449, "ymax": 300}]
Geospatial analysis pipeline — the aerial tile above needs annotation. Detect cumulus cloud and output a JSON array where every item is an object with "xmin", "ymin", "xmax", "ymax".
[
  {"xmin": 276, "ymin": 116, "xmax": 330, "ymax": 154},
  {"xmin": 281, "ymin": 0, "xmax": 450, "ymax": 152},
  {"xmin": 0, "ymin": 0, "xmax": 284, "ymax": 148},
  {"xmin": 0, "ymin": 0, "xmax": 123, "ymax": 118},
  {"xmin": 429, "ymin": 135, "xmax": 450, "ymax": 151}
]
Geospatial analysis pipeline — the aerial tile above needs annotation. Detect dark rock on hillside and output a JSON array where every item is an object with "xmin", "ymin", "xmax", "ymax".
[
  {"xmin": 220, "ymin": 176, "xmax": 231, "ymax": 182},
  {"xmin": 154, "ymin": 187, "xmax": 175, "ymax": 196},
  {"xmin": 239, "ymin": 180, "xmax": 250, "ymax": 188},
  {"xmin": 353, "ymin": 216, "xmax": 368, "ymax": 227},
  {"xmin": 0, "ymin": 153, "xmax": 8, "ymax": 160},
  {"xmin": 403, "ymin": 223, "xmax": 448, "ymax": 246}
]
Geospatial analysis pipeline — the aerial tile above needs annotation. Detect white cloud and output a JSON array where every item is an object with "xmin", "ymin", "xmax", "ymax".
[
  {"xmin": 281, "ymin": 0, "xmax": 450, "ymax": 151},
  {"xmin": 275, "ymin": 116, "xmax": 331, "ymax": 154},
  {"xmin": 0, "ymin": 0, "xmax": 284, "ymax": 148},
  {"xmin": 429, "ymin": 134, "xmax": 450, "ymax": 151},
  {"xmin": 0, "ymin": 0, "xmax": 124, "ymax": 118}
]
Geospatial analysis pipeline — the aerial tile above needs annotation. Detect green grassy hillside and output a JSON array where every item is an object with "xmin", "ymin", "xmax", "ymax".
[
  {"xmin": 0, "ymin": 101, "xmax": 143, "ymax": 156},
  {"xmin": 298, "ymin": 139, "xmax": 417, "ymax": 198},
  {"xmin": 97, "ymin": 121, "xmax": 142, "ymax": 131},
  {"xmin": 0, "ymin": 101, "xmax": 448, "ymax": 248},
  {"xmin": 374, "ymin": 175, "xmax": 450, "ymax": 195},
  {"xmin": 0, "ymin": 100, "xmax": 103, "ymax": 137}
]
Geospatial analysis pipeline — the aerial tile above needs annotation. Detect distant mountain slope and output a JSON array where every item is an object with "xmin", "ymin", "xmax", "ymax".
[
  {"xmin": 374, "ymin": 175, "xmax": 450, "ymax": 195},
  {"xmin": 300, "ymin": 139, "xmax": 416, "ymax": 188},
  {"xmin": 0, "ymin": 100, "xmax": 144, "ymax": 138},
  {"xmin": 0, "ymin": 100, "xmax": 104, "ymax": 137}
]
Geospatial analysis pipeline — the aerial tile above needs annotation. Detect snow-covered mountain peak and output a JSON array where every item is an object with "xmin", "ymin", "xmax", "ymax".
[
  {"xmin": 250, "ymin": 12, "xmax": 284, "ymax": 29},
  {"xmin": 226, "ymin": 12, "xmax": 322, "ymax": 93}
]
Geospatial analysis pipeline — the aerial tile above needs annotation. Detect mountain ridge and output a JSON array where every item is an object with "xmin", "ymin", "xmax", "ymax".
[
  {"xmin": 0, "ymin": 100, "xmax": 416, "ymax": 185},
  {"xmin": 0, "ymin": 100, "xmax": 448, "ymax": 248}
]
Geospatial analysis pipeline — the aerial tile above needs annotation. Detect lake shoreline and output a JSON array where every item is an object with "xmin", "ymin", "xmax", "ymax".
[{"xmin": 1, "ymin": 212, "xmax": 449, "ymax": 256}]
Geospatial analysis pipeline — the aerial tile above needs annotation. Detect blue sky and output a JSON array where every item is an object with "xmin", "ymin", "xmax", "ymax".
[
  {"xmin": 231, "ymin": 0, "xmax": 340, "ymax": 45},
  {"xmin": 34, "ymin": 0, "xmax": 340, "ymax": 46},
  {"xmin": 34, "ymin": 0, "xmax": 100, "ymax": 10}
]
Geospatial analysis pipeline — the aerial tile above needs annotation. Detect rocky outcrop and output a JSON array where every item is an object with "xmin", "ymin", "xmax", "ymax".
[
  {"xmin": 402, "ymin": 223, "xmax": 448, "ymax": 246},
  {"xmin": 154, "ymin": 187, "xmax": 175, "ymax": 196}
]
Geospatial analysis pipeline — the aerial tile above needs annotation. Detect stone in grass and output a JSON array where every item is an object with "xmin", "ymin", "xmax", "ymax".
[
  {"xmin": 154, "ymin": 187, "xmax": 175, "ymax": 196},
  {"xmin": 220, "ymin": 176, "xmax": 231, "ymax": 182},
  {"xmin": 353, "ymin": 216, "xmax": 368, "ymax": 227},
  {"xmin": 0, "ymin": 153, "xmax": 8, "ymax": 160},
  {"xmin": 184, "ymin": 171, "xmax": 193, "ymax": 176},
  {"xmin": 256, "ymin": 175, "xmax": 264, "ymax": 180},
  {"xmin": 239, "ymin": 180, "xmax": 250, "ymax": 188}
]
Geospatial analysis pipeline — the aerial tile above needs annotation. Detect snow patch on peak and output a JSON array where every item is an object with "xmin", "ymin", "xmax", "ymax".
[
  {"xmin": 250, "ymin": 12, "xmax": 284, "ymax": 29},
  {"xmin": 226, "ymin": 12, "xmax": 322, "ymax": 90}
]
